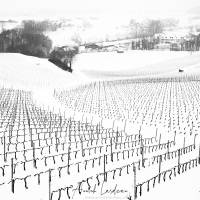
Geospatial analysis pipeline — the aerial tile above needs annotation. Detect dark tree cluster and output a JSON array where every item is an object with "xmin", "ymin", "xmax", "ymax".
[
  {"xmin": 131, "ymin": 39, "xmax": 156, "ymax": 50},
  {"xmin": 0, "ymin": 20, "xmax": 53, "ymax": 58},
  {"xmin": 183, "ymin": 34, "xmax": 200, "ymax": 51},
  {"xmin": 49, "ymin": 46, "xmax": 79, "ymax": 73}
]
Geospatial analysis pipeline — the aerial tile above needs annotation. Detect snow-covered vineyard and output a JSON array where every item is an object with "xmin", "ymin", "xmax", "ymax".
[{"xmin": 0, "ymin": 51, "xmax": 200, "ymax": 200}]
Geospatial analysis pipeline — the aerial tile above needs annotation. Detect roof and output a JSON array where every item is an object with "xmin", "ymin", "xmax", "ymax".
[
  {"xmin": 7, "ymin": 20, "xmax": 18, "ymax": 23},
  {"xmin": 85, "ymin": 44, "xmax": 100, "ymax": 49},
  {"xmin": 54, "ymin": 46, "xmax": 76, "ymax": 52},
  {"xmin": 0, "ymin": 20, "xmax": 18, "ymax": 23}
]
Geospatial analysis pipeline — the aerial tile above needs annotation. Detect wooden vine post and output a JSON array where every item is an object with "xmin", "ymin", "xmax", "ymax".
[
  {"xmin": 134, "ymin": 165, "xmax": 137, "ymax": 200},
  {"xmin": 158, "ymin": 155, "xmax": 162, "ymax": 183},
  {"xmin": 11, "ymin": 158, "xmax": 14, "ymax": 193},
  {"xmin": 49, "ymin": 169, "xmax": 51, "ymax": 200}
]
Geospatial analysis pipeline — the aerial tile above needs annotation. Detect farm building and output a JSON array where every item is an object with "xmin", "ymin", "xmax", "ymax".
[{"xmin": 0, "ymin": 20, "xmax": 19, "ymax": 33}]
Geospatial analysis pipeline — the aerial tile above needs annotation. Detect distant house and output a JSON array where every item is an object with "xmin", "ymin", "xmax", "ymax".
[
  {"xmin": 84, "ymin": 44, "xmax": 101, "ymax": 52},
  {"xmin": 0, "ymin": 20, "xmax": 19, "ymax": 33},
  {"xmin": 85, "ymin": 44, "xmax": 100, "ymax": 49},
  {"xmin": 157, "ymin": 31, "xmax": 188, "ymax": 44}
]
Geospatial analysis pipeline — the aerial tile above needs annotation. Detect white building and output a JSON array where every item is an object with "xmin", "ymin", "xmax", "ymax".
[
  {"xmin": 0, "ymin": 20, "xmax": 19, "ymax": 33},
  {"xmin": 158, "ymin": 30, "xmax": 188, "ymax": 44}
]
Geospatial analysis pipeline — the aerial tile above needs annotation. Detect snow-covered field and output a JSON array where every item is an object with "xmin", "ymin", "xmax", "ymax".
[
  {"xmin": 74, "ymin": 50, "xmax": 195, "ymax": 71},
  {"xmin": 0, "ymin": 50, "xmax": 200, "ymax": 200}
]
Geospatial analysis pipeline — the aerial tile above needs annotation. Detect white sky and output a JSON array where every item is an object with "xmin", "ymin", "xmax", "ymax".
[{"xmin": 0, "ymin": 0, "xmax": 200, "ymax": 20}]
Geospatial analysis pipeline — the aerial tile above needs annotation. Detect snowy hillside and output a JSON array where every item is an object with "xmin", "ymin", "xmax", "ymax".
[
  {"xmin": 0, "ymin": 53, "xmax": 87, "ymax": 90},
  {"xmin": 0, "ymin": 51, "xmax": 200, "ymax": 200}
]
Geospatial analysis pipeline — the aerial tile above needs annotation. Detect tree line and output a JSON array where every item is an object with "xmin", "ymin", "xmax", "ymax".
[
  {"xmin": 0, "ymin": 20, "xmax": 58, "ymax": 57},
  {"xmin": 129, "ymin": 18, "xmax": 179, "ymax": 38}
]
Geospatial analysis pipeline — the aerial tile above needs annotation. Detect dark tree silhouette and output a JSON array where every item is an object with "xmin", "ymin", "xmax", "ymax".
[
  {"xmin": 0, "ymin": 20, "xmax": 52, "ymax": 57},
  {"xmin": 49, "ymin": 46, "xmax": 79, "ymax": 72}
]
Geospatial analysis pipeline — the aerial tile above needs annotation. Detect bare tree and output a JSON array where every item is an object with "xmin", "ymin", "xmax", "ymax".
[
  {"xmin": 146, "ymin": 19, "xmax": 163, "ymax": 37},
  {"xmin": 71, "ymin": 32, "xmax": 83, "ymax": 45}
]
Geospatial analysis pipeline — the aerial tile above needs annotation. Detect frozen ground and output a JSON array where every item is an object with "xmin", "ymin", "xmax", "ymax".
[{"xmin": 0, "ymin": 50, "xmax": 200, "ymax": 200}]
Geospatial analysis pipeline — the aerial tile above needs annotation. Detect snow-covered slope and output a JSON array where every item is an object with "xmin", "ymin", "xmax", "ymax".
[
  {"xmin": 0, "ymin": 51, "xmax": 200, "ymax": 200},
  {"xmin": 0, "ymin": 53, "xmax": 87, "ymax": 90}
]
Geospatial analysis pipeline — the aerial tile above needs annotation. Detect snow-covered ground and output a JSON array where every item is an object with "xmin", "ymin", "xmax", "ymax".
[
  {"xmin": 73, "ymin": 50, "xmax": 196, "ymax": 71},
  {"xmin": 0, "ymin": 50, "xmax": 200, "ymax": 200}
]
